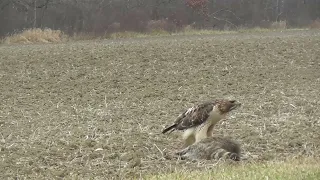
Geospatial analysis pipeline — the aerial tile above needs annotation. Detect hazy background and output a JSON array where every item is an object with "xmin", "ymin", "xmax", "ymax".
[{"xmin": 0, "ymin": 0, "xmax": 319, "ymax": 37}]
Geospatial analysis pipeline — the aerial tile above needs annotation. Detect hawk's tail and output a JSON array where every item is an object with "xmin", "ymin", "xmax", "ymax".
[{"xmin": 162, "ymin": 124, "xmax": 177, "ymax": 134}]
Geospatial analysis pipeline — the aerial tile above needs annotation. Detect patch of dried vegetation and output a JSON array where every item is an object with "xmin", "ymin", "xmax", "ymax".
[
  {"xmin": 1, "ymin": 26, "xmax": 311, "ymax": 44},
  {"xmin": 3, "ymin": 28, "xmax": 67, "ymax": 44}
]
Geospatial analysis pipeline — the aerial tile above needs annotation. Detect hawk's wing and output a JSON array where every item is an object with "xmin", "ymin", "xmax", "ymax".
[{"xmin": 174, "ymin": 102, "xmax": 214, "ymax": 130}]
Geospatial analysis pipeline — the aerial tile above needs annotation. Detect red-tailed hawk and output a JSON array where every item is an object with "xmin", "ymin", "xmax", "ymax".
[{"xmin": 162, "ymin": 99, "xmax": 241, "ymax": 147}]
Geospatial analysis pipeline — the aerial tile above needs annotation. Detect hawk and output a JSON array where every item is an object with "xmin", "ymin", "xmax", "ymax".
[{"xmin": 162, "ymin": 99, "xmax": 241, "ymax": 147}]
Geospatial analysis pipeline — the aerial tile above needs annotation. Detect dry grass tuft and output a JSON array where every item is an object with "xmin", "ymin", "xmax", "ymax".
[{"xmin": 3, "ymin": 28, "xmax": 67, "ymax": 44}]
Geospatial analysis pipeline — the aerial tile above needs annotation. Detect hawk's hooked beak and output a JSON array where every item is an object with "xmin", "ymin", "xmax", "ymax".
[{"xmin": 229, "ymin": 100, "xmax": 241, "ymax": 111}]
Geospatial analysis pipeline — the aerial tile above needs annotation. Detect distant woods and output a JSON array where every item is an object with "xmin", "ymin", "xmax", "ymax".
[{"xmin": 0, "ymin": 0, "xmax": 319, "ymax": 37}]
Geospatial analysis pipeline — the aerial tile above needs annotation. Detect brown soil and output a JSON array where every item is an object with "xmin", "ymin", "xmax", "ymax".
[{"xmin": 0, "ymin": 30, "xmax": 319, "ymax": 179}]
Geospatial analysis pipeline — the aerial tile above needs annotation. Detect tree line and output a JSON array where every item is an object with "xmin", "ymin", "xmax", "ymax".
[{"xmin": 0, "ymin": 0, "xmax": 319, "ymax": 37}]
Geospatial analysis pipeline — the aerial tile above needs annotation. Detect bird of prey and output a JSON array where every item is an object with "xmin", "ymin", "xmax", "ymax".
[{"xmin": 162, "ymin": 99, "xmax": 241, "ymax": 147}]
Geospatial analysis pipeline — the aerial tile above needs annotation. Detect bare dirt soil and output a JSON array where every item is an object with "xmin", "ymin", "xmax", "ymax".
[{"xmin": 0, "ymin": 30, "xmax": 320, "ymax": 179}]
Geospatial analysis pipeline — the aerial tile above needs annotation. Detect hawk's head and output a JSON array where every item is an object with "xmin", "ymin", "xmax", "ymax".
[{"xmin": 216, "ymin": 99, "xmax": 241, "ymax": 115}]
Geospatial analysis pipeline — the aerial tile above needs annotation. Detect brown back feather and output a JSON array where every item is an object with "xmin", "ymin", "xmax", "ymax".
[{"xmin": 175, "ymin": 102, "xmax": 215, "ymax": 130}]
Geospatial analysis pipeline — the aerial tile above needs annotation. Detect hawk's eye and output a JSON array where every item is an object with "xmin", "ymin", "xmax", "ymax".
[{"xmin": 229, "ymin": 100, "xmax": 236, "ymax": 103}]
